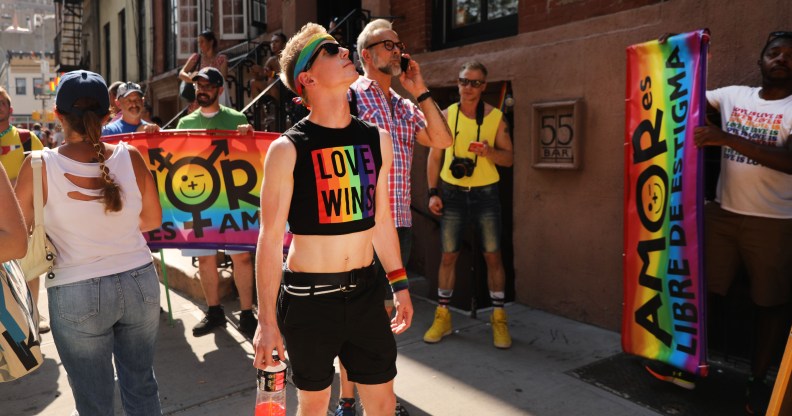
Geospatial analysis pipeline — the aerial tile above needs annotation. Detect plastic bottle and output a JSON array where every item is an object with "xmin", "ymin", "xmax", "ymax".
[{"xmin": 255, "ymin": 357, "xmax": 287, "ymax": 416}]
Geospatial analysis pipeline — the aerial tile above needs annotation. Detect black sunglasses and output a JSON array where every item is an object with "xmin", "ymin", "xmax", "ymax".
[
  {"xmin": 366, "ymin": 39, "xmax": 406, "ymax": 52},
  {"xmin": 767, "ymin": 31, "xmax": 792, "ymax": 43},
  {"xmin": 458, "ymin": 77, "xmax": 485, "ymax": 88},
  {"xmin": 305, "ymin": 42, "xmax": 341, "ymax": 71}
]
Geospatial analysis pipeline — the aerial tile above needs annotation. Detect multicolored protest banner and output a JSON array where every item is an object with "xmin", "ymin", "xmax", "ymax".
[
  {"xmin": 104, "ymin": 130, "xmax": 277, "ymax": 250},
  {"xmin": 623, "ymin": 30, "xmax": 710, "ymax": 376}
]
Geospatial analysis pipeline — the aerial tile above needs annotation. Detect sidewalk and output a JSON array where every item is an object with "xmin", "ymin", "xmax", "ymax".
[{"xmin": 1, "ymin": 255, "xmax": 661, "ymax": 416}]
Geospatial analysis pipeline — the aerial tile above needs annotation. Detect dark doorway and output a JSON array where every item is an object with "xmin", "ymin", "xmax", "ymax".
[
  {"xmin": 411, "ymin": 80, "xmax": 516, "ymax": 313},
  {"xmin": 316, "ymin": 0, "xmax": 362, "ymax": 45}
]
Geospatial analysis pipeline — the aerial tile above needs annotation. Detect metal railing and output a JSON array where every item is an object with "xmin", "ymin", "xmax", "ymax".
[{"xmin": 166, "ymin": 8, "xmax": 377, "ymax": 132}]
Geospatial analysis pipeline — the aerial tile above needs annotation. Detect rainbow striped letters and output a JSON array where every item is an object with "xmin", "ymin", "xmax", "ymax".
[{"xmin": 623, "ymin": 30, "xmax": 710, "ymax": 376}]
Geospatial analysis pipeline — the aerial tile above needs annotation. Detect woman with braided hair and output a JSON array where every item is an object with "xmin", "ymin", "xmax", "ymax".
[{"xmin": 14, "ymin": 70, "xmax": 163, "ymax": 415}]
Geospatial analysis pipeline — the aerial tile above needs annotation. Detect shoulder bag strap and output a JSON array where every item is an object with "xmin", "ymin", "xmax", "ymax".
[
  {"xmin": 30, "ymin": 151, "xmax": 44, "ymax": 229},
  {"xmin": 18, "ymin": 129, "xmax": 31, "ymax": 152}
]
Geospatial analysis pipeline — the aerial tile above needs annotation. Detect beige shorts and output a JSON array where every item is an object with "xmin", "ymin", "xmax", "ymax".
[{"xmin": 705, "ymin": 203, "xmax": 792, "ymax": 306}]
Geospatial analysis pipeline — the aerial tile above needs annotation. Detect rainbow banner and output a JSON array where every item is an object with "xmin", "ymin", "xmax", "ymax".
[
  {"xmin": 104, "ymin": 130, "xmax": 277, "ymax": 250},
  {"xmin": 623, "ymin": 30, "xmax": 710, "ymax": 376}
]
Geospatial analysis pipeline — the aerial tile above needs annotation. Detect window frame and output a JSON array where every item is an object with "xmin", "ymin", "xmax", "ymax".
[
  {"xmin": 33, "ymin": 77, "xmax": 44, "ymax": 96},
  {"xmin": 16, "ymin": 78, "xmax": 27, "ymax": 96},
  {"xmin": 177, "ymin": 0, "xmax": 200, "ymax": 60},
  {"xmin": 219, "ymin": 0, "xmax": 248, "ymax": 40},
  {"xmin": 250, "ymin": 0, "xmax": 266, "ymax": 29},
  {"xmin": 432, "ymin": 0, "xmax": 518, "ymax": 50}
]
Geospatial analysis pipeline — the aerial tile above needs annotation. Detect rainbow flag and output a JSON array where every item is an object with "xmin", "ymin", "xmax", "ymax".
[
  {"xmin": 104, "ymin": 130, "xmax": 277, "ymax": 250},
  {"xmin": 623, "ymin": 30, "xmax": 710, "ymax": 376}
]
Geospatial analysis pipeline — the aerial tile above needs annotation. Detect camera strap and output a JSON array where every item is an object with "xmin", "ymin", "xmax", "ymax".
[{"xmin": 452, "ymin": 99, "xmax": 485, "ymax": 165}]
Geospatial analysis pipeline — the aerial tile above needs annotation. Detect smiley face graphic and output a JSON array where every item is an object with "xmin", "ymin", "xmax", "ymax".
[
  {"xmin": 642, "ymin": 176, "xmax": 665, "ymax": 223},
  {"xmin": 635, "ymin": 165, "xmax": 668, "ymax": 233},
  {"xmin": 165, "ymin": 157, "xmax": 222, "ymax": 213},
  {"xmin": 173, "ymin": 164, "xmax": 212, "ymax": 202}
]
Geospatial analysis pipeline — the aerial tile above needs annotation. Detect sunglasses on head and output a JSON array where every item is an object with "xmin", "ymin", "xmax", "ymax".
[
  {"xmin": 365, "ymin": 39, "xmax": 406, "ymax": 52},
  {"xmin": 305, "ymin": 42, "xmax": 341, "ymax": 71},
  {"xmin": 458, "ymin": 78, "xmax": 485, "ymax": 88},
  {"xmin": 767, "ymin": 31, "xmax": 792, "ymax": 43}
]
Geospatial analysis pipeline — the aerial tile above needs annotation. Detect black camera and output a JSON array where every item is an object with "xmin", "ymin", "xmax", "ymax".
[{"xmin": 449, "ymin": 157, "xmax": 476, "ymax": 179}]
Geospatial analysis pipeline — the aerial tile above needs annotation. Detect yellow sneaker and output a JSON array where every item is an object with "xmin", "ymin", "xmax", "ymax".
[
  {"xmin": 490, "ymin": 308, "xmax": 512, "ymax": 349},
  {"xmin": 423, "ymin": 306, "xmax": 452, "ymax": 343}
]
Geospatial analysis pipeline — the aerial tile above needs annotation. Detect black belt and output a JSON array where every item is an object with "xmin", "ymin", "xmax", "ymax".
[{"xmin": 282, "ymin": 263, "xmax": 376, "ymax": 295}]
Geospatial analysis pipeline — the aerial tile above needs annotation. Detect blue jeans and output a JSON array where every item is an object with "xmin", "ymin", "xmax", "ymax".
[
  {"xmin": 48, "ymin": 262, "xmax": 162, "ymax": 416},
  {"xmin": 440, "ymin": 182, "xmax": 502, "ymax": 253}
]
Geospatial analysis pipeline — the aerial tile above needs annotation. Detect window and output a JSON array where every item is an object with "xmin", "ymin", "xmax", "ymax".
[
  {"xmin": 251, "ymin": 0, "xmax": 266, "ymax": 29},
  {"xmin": 137, "ymin": 0, "xmax": 147, "ymax": 80},
  {"xmin": 104, "ymin": 23, "xmax": 111, "ymax": 80},
  {"xmin": 220, "ymin": 0, "xmax": 247, "ymax": 39},
  {"xmin": 119, "ymin": 9, "xmax": 127, "ymax": 81},
  {"xmin": 433, "ymin": 0, "xmax": 518, "ymax": 49},
  {"xmin": 33, "ymin": 77, "xmax": 43, "ymax": 96},
  {"xmin": 165, "ymin": 0, "xmax": 177, "ymax": 69},
  {"xmin": 16, "ymin": 78, "xmax": 26, "ymax": 95},
  {"xmin": 178, "ymin": 0, "xmax": 199, "ymax": 59}
]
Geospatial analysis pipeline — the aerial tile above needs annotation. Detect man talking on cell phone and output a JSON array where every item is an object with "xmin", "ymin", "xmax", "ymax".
[{"xmin": 425, "ymin": 60, "xmax": 514, "ymax": 349}]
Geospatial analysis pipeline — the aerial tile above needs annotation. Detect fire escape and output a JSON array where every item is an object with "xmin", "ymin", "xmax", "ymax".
[{"xmin": 53, "ymin": 0, "xmax": 83, "ymax": 72}]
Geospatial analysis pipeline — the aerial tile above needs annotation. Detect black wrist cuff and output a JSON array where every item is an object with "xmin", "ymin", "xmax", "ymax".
[
  {"xmin": 428, "ymin": 187, "xmax": 439, "ymax": 198},
  {"xmin": 416, "ymin": 91, "xmax": 432, "ymax": 103}
]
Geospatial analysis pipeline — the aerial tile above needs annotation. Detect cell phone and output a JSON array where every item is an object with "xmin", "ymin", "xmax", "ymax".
[
  {"xmin": 468, "ymin": 142, "xmax": 485, "ymax": 152},
  {"xmin": 400, "ymin": 56, "xmax": 410, "ymax": 72}
]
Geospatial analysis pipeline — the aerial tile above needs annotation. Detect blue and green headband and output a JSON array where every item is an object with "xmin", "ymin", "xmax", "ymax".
[{"xmin": 293, "ymin": 33, "xmax": 336, "ymax": 97}]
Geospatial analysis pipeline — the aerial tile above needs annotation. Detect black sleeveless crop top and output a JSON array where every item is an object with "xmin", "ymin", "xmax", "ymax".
[{"xmin": 283, "ymin": 117, "xmax": 382, "ymax": 235}]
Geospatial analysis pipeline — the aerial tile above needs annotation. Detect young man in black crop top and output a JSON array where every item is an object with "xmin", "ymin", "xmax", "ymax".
[{"xmin": 252, "ymin": 23, "xmax": 413, "ymax": 416}]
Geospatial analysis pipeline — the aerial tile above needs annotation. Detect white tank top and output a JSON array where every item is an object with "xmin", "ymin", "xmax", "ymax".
[{"xmin": 41, "ymin": 143, "xmax": 152, "ymax": 288}]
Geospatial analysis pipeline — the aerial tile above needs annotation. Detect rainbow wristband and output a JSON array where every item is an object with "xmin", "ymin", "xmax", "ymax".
[{"xmin": 386, "ymin": 268, "xmax": 409, "ymax": 293}]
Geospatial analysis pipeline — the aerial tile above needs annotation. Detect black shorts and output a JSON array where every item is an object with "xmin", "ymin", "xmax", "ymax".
[{"xmin": 277, "ymin": 264, "xmax": 397, "ymax": 391}]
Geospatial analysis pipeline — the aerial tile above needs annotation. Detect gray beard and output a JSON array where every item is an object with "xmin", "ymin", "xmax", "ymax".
[{"xmin": 377, "ymin": 63, "xmax": 401, "ymax": 77}]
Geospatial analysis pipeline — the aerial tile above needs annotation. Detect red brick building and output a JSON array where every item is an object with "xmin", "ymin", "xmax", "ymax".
[{"xmin": 53, "ymin": 0, "xmax": 792, "ymax": 333}]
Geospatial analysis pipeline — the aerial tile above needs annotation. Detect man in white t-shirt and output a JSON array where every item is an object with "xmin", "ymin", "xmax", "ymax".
[{"xmin": 647, "ymin": 31, "xmax": 792, "ymax": 415}]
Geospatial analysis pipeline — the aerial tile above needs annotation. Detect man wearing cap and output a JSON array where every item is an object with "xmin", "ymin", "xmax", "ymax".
[
  {"xmin": 176, "ymin": 66, "xmax": 258, "ymax": 339},
  {"xmin": 101, "ymin": 82, "xmax": 159, "ymax": 136}
]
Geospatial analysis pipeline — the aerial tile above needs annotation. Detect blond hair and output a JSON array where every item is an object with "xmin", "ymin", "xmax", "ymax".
[{"xmin": 279, "ymin": 23, "xmax": 329, "ymax": 95}]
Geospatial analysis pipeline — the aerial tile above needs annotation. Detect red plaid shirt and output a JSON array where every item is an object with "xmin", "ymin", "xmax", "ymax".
[{"xmin": 349, "ymin": 76, "xmax": 427, "ymax": 228}]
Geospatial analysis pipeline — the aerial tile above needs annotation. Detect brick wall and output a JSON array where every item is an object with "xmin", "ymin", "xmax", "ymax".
[
  {"xmin": 390, "ymin": 0, "xmax": 662, "ymax": 53},
  {"xmin": 391, "ymin": 0, "xmax": 432, "ymax": 53},
  {"xmin": 519, "ymin": 0, "xmax": 662, "ymax": 33}
]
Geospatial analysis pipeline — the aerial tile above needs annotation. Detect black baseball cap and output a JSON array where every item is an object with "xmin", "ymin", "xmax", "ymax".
[
  {"xmin": 192, "ymin": 67, "xmax": 224, "ymax": 87},
  {"xmin": 55, "ymin": 70, "xmax": 110, "ymax": 117}
]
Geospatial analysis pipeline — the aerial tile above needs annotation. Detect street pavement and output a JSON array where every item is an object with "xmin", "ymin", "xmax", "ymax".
[{"xmin": 0, "ymin": 254, "xmax": 662, "ymax": 416}]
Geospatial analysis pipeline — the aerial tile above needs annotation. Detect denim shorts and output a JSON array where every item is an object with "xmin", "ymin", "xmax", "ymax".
[{"xmin": 440, "ymin": 182, "xmax": 502, "ymax": 253}]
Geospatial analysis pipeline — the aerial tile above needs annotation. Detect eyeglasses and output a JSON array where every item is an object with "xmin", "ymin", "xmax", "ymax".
[
  {"xmin": 458, "ymin": 78, "xmax": 485, "ymax": 88},
  {"xmin": 365, "ymin": 39, "xmax": 406, "ymax": 52},
  {"xmin": 767, "ymin": 31, "xmax": 792, "ymax": 43},
  {"xmin": 305, "ymin": 42, "xmax": 341, "ymax": 71}
]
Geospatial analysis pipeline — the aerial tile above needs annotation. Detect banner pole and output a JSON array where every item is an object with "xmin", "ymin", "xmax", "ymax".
[
  {"xmin": 159, "ymin": 250, "xmax": 174, "ymax": 327},
  {"xmin": 768, "ymin": 327, "xmax": 792, "ymax": 415}
]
